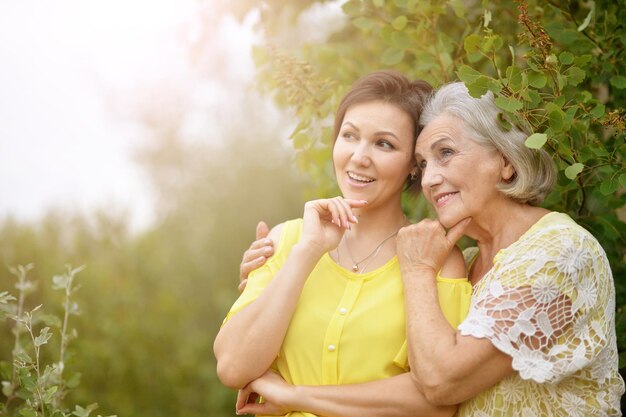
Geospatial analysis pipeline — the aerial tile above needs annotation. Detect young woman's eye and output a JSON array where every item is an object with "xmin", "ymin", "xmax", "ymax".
[
  {"xmin": 377, "ymin": 140, "xmax": 394, "ymax": 149},
  {"xmin": 342, "ymin": 132, "xmax": 357, "ymax": 141}
]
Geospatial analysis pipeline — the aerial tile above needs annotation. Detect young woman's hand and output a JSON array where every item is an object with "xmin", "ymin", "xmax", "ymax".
[
  {"xmin": 300, "ymin": 197, "xmax": 367, "ymax": 256},
  {"xmin": 238, "ymin": 221, "xmax": 273, "ymax": 292},
  {"xmin": 236, "ymin": 371, "xmax": 294, "ymax": 416}
]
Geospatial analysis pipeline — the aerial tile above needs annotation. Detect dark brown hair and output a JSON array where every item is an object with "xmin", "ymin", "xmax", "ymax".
[{"xmin": 332, "ymin": 70, "xmax": 433, "ymax": 192}]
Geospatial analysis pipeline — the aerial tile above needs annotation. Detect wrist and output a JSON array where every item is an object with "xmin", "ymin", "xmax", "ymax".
[{"xmin": 293, "ymin": 240, "xmax": 327, "ymax": 259}]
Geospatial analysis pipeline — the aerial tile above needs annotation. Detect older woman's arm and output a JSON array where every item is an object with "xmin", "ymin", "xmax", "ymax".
[
  {"xmin": 237, "ymin": 371, "xmax": 456, "ymax": 417},
  {"xmin": 396, "ymin": 219, "xmax": 514, "ymax": 405}
]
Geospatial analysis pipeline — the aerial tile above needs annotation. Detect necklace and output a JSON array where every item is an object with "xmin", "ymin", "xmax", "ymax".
[{"xmin": 338, "ymin": 228, "xmax": 400, "ymax": 274}]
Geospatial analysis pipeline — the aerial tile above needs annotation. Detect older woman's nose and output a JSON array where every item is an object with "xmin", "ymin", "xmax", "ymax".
[{"xmin": 421, "ymin": 165, "xmax": 443, "ymax": 188}]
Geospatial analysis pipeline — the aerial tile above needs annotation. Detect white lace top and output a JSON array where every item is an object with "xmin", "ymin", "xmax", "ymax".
[{"xmin": 457, "ymin": 212, "xmax": 624, "ymax": 417}]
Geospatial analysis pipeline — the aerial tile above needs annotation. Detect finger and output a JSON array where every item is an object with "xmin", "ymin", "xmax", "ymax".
[
  {"xmin": 332, "ymin": 198, "xmax": 350, "ymax": 229},
  {"xmin": 334, "ymin": 197, "xmax": 358, "ymax": 226},
  {"xmin": 239, "ymin": 255, "xmax": 267, "ymax": 282},
  {"xmin": 255, "ymin": 221, "xmax": 270, "ymax": 240},
  {"xmin": 238, "ymin": 278, "xmax": 248, "ymax": 293},
  {"xmin": 242, "ymin": 246, "xmax": 272, "ymax": 264},
  {"xmin": 237, "ymin": 402, "xmax": 267, "ymax": 415},
  {"xmin": 236, "ymin": 387, "xmax": 251, "ymax": 412},
  {"xmin": 248, "ymin": 238, "xmax": 274, "ymax": 252},
  {"xmin": 446, "ymin": 217, "xmax": 471, "ymax": 245},
  {"xmin": 326, "ymin": 199, "xmax": 342, "ymax": 228}
]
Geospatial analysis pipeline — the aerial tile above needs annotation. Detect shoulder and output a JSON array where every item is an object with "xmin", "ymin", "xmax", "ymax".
[{"xmin": 267, "ymin": 219, "xmax": 303, "ymax": 255}]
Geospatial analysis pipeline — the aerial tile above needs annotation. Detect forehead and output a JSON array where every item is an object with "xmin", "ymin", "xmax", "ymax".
[
  {"xmin": 343, "ymin": 100, "xmax": 413, "ymax": 133},
  {"xmin": 415, "ymin": 114, "xmax": 464, "ymax": 153}
]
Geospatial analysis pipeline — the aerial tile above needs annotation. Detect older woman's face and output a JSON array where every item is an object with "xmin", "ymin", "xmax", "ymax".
[{"xmin": 415, "ymin": 113, "xmax": 513, "ymax": 228}]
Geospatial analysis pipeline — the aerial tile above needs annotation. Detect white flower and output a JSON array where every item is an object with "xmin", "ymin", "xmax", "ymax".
[
  {"xmin": 590, "ymin": 347, "xmax": 612, "ymax": 383},
  {"xmin": 562, "ymin": 391, "xmax": 586, "ymax": 417},
  {"xmin": 458, "ymin": 311, "xmax": 495, "ymax": 338},
  {"xmin": 571, "ymin": 277, "xmax": 598, "ymax": 313},
  {"xmin": 512, "ymin": 345, "xmax": 554, "ymax": 383},
  {"xmin": 555, "ymin": 237, "xmax": 590, "ymax": 276},
  {"xmin": 531, "ymin": 273, "xmax": 560, "ymax": 304},
  {"xmin": 498, "ymin": 375, "xmax": 525, "ymax": 403},
  {"xmin": 524, "ymin": 249, "xmax": 549, "ymax": 277}
]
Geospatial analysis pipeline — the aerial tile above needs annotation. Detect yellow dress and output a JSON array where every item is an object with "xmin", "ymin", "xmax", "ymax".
[
  {"xmin": 457, "ymin": 212, "xmax": 625, "ymax": 416},
  {"xmin": 225, "ymin": 219, "xmax": 472, "ymax": 417}
]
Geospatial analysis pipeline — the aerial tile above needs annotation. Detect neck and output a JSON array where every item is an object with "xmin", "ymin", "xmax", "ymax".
[
  {"xmin": 348, "ymin": 199, "xmax": 408, "ymax": 239},
  {"xmin": 467, "ymin": 199, "xmax": 550, "ymax": 282}
]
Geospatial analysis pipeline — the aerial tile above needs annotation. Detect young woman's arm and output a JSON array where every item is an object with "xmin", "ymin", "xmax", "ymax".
[
  {"xmin": 214, "ymin": 198, "xmax": 365, "ymax": 389},
  {"xmin": 237, "ymin": 371, "xmax": 456, "ymax": 417}
]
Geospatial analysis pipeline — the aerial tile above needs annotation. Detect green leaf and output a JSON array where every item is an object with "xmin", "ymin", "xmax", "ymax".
[
  {"xmin": 392, "ymin": 16, "xmax": 408, "ymax": 30},
  {"xmin": 463, "ymin": 34, "xmax": 481, "ymax": 54},
  {"xmin": 620, "ymin": 173, "xmax": 626, "ymax": 189},
  {"xmin": 457, "ymin": 65, "xmax": 483, "ymax": 84},
  {"xmin": 373, "ymin": 0, "xmax": 385, "ymax": 7},
  {"xmin": 381, "ymin": 47, "xmax": 404, "ymax": 65},
  {"xmin": 558, "ymin": 52, "xmax": 574, "ymax": 65},
  {"xmin": 505, "ymin": 66, "xmax": 523, "ymax": 90},
  {"xmin": 528, "ymin": 71, "xmax": 547, "ymax": 89},
  {"xmin": 525, "ymin": 133, "xmax": 547, "ymax": 149},
  {"xmin": 564, "ymin": 163, "xmax": 584, "ymax": 179},
  {"xmin": 352, "ymin": 17, "xmax": 375, "ymax": 31},
  {"xmin": 590, "ymin": 103, "xmax": 605, "ymax": 118},
  {"xmin": 19, "ymin": 409, "xmax": 37, "ymax": 417},
  {"xmin": 466, "ymin": 76, "xmax": 490, "ymax": 97},
  {"xmin": 610, "ymin": 75, "xmax": 626, "ymax": 89},
  {"xmin": 342, "ymin": 0, "xmax": 361, "ymax": 15},
  {"xmin": 481, "ymin": 34, "xmax": 502, "ymax": 52},
  {"xmin": 600, "ymin": 178, "xmax": 619, "ymax": 196},
  {"xmin": 35, "ymin": 327, "xmax": 52, "ymax": 347},
  {"xmin": 566, "ymin": 66, "xmax": 586, "ymax": 86},
  {"xmin": 495, "ymin": 96, "xmax": 523, "ymax": 112},
  {"xmin": 549, "ymin": 110, "xmax": 565, "ymax": 132}
]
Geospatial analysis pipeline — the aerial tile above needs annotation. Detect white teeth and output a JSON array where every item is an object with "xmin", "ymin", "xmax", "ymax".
[
  {"xmin": 437, "ymin": 193, "xmax": 456, "ymax": 203},
  {"xmin": 348, "ymin": 171, "xmax": 375, "ymax": 183}
]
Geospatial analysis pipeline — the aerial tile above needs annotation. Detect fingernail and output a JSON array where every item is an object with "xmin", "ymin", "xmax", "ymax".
[{"xmin": 352, "ymin": 215, "xmax": 358, "ymax": 223}]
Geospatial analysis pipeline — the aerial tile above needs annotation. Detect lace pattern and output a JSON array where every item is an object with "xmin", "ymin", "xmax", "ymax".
[{"xmin": 457, "ymin": 213, "xmax": 624, "ymax": 416}]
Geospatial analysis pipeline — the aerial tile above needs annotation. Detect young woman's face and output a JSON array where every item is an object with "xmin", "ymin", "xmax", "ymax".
[
  {"xmin": 333, "ymin": 100, "xmax": 416, "ymax": 208},
  {"xmin": 415, "ymin": 113, "xmax": 513, "ymax": 228}
]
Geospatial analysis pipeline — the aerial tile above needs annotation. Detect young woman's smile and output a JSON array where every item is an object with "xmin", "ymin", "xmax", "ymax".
[{"xmin": 333, "ymin": 100, "xmax": 416, "ymax": 207}]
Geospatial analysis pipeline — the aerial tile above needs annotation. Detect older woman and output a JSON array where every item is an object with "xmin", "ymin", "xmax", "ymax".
[{"xmin": 398, "ymin": 82, "xmax": 625, "ymax": 416}]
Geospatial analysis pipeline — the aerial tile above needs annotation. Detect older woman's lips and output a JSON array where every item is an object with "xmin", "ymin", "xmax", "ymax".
[{"xmin": 434, "ymin": 192, "xmax": 458, "ymax": 207}]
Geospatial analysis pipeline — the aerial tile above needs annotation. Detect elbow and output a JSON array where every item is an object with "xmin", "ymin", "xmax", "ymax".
[
  {"xmin": 214, "ymin": 339, "xmax": 250, "ymax": 390},
  {"xmin": 410, "ymin": 367, "xmax": 460, "ymax": 406},
  {"xmin": 215, "ymin": 355, "xmax": 250, "ymax": 390}
]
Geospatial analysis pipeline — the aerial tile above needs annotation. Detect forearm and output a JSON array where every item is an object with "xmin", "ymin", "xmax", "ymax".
[
  {"xmin": 402, "ymin": 268, "xmax": 460, "ymax": 398},
  {"xmin": 291, "ymin": 374, "xmax": 456, "ymax": 417},
  {"xmin": 214, "ymin": 243, "xmax": 322, "ymax": 388}
]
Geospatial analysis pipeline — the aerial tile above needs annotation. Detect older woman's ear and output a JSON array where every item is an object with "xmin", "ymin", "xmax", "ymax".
[{"xmin": 501, "ymin": 157, "xmax": 516, "ymax": 183}]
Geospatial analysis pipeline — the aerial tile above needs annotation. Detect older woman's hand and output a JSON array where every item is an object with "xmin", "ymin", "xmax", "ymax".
[
  {"xmin": 397, "ymin": 218, "xmax": 471, "ymax": 276},
  {"xmin": 239, "ymin": 221, "xmax": 274, "ymax": 292}
]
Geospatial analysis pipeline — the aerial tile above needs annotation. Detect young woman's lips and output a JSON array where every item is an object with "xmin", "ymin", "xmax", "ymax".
[{"xmin": 347, "ymin": 171, "xmax": 375, "ymax": 187}]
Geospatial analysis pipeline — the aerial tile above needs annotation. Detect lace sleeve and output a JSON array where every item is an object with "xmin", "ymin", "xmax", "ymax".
[{"xmin": 458, "ymin": 224, "xmax": 615, "ymax": 384}]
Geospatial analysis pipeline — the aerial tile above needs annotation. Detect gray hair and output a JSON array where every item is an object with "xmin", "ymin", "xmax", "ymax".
[{"xmin": 420, "ymin": 82, "xmax": 556, "ymax": 205}]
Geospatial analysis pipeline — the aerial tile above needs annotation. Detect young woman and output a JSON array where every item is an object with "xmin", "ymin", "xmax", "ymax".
[{"xmin": 214, "ymin": 71, "xmax": 472, "ymax": 417}]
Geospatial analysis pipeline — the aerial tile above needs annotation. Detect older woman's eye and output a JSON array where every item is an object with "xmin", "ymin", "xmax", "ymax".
[{"xmin": 441, "ymin": 148, "xmax": 454, "ymax": 158}]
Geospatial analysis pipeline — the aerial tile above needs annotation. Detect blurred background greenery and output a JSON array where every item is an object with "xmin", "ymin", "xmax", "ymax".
[{"xmin": 1, "ymin": 0, "xmax": 624, "ymax": 416}]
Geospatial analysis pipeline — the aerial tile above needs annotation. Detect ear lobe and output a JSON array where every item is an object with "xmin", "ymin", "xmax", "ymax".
[{"xmin": 501, "ymin": 156, "xmax": 516, "ymax": 182}]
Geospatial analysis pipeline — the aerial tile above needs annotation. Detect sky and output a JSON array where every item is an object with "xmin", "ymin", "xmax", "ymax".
[{"xmin": 0, "ymin": 0, "xmax": 253, "ymax": 231}]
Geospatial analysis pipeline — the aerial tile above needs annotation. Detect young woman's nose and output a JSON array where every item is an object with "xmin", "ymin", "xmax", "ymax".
[{"xmin": 351, "ymin": 142, "xmax": 371, "ymax": 166}]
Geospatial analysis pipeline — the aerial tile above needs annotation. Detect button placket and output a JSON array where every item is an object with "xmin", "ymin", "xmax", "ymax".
[{"xmin": 321, "ymin": 279, "xmax": 363, "ymax": 384}]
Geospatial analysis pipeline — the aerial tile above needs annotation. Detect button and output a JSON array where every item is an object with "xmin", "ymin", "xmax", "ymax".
[
  {"xmin": 328, "ymin": 344, "xmax": 336, "ymax": 352},
  {"xmin": 339, "ymin": 308, "xmax": 347, "ymax": 315}
]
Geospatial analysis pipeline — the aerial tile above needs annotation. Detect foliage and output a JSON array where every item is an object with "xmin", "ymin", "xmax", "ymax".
[
  {"xmin": 0, "ymin": 264, "xmax": 114, "ymax": 417},
  {"xmin": 228, "ymin": 0, "xmax": 626, "ymax": 389}
]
